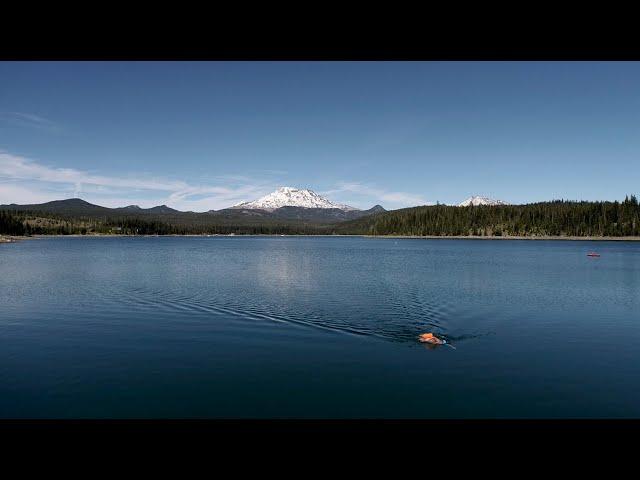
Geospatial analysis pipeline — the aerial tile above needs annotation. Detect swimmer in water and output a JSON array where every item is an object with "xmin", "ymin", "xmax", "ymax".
[
  {"xmin": 418, "ymin": 332, "xmax": 445, "ymax": 344},
  {"xmin": 418, "ymin": 332, "xmax": 456, "ymax": 349}
]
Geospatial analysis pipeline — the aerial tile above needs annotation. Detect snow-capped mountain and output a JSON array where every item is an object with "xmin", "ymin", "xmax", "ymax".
[
  {"xmin": 231, "ymin": 187, "xmax": 360, "ymax": 211},
  {"xmin": 458, "ymin": 196, "xmax": 509, "ymax": 207}
]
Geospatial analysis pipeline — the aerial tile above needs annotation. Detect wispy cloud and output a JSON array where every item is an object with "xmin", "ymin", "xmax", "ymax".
[
  {"xmin": 0, "ymin": 111, "xmax": 63, "ymax": 133},
  {"xmin": 0, "ymin": 151, "xmax": 430, "ymax": 211},
  {"xmin": 0, "ymin": 151, "xmax": 275, "ymax": 211},
  {"xmin": 322, "ymin": 182, "xmax": 431, "ymax": 209}
]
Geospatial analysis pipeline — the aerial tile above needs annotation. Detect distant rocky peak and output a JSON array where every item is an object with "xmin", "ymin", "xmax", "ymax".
[
  {"xmin": 458, "ymin": 196, "xmax": 509, "ymax": 207},
  {"xmin": 231, "ymin": 186, "xmax": 360, "ymax": 211}
]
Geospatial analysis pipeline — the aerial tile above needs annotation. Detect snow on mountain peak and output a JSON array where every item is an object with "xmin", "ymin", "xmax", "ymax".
[
  {"xmin": 458, "ymin": 196, "xmax": 509, "ymax": 207},
  {"xmin": 231, "ymin": 187, "xmax": 360, "ymax": 211}
]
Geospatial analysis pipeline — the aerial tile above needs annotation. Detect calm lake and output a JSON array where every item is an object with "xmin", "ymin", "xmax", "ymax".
[{"xmin": 1, "ymin": 236, "xmax": 639, "ymax": 418}]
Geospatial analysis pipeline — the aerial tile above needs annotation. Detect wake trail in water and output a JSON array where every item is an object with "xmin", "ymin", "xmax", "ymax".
[
  {"xmin": 117, "ymin": 286, "xmax": 387, "ymax": 339},
  {"xmin": 111, "ymin": 285, "xmax": 480, "ymax": 345}
]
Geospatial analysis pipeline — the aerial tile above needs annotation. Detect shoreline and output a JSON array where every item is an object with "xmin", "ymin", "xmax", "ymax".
[
  {"xmin": 0, "ymin": 235, "xmax": 26, "ymax": 243},
  {"xmin": 365, "ymin": 235, "xmax": 640, "ymax": 241},
  {"xmin": 6, "ymin": 233, "xmax": 640, "ymax": 241}
]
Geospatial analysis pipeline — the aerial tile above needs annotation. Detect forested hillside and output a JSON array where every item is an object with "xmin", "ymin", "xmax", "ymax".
[
  {"xmin": 335, "ymin": 196, "xmax": 640, "ymax": 237},
  {"xmin": 0, "ymin": 209, "xmax": 335, "ymax": 235}
]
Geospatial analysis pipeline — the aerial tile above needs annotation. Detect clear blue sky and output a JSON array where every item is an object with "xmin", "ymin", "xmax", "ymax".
[{"xmin": 1, "ymin": 61, "xmax": 639, "ymax": 211}]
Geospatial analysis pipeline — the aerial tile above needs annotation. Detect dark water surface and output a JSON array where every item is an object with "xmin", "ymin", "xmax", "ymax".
[{"xmin": 1, "ymin": 236, "xmax": 639, "ymax": 418}]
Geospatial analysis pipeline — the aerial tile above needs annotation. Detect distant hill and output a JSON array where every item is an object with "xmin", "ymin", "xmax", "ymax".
[
  {"xmin": 220, "ymin": 204, "xmax": 385, "ymax": 222},
  {"xmin": 143, "ymin": 205, "xmax": 181, "ymax": 214},
  {"xmin": 1, "ymin": 198, "xmax": 112, "ymax": 216},
  {"xmin": 112, "ymin": 204, "xmax": 179, "ymax": 214}
]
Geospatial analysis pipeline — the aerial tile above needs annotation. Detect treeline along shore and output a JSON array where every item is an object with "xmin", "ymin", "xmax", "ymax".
[
  {"xmin": 333, "ymin": 196, "xmax": 640, "ymax": 237},
  {"xmin": 2, "ymin": 195, "xmax": 640, "ymax": 239}
]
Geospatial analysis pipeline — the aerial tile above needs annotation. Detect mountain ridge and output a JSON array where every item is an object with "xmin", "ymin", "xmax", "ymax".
[{"xmin": 0, "ymin": 197, "xmax": 385, "ymax": 225}]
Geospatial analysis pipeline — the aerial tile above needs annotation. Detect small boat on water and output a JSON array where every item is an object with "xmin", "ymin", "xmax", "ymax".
[{"xmin": 587, "ymin": 252, "xmax": 601, "ymax": 257}]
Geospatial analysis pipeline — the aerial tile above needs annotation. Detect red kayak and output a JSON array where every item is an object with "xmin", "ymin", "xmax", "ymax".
[{"xmin": 587, "ymin": 252, "xmax": 601, "ymax": 257}]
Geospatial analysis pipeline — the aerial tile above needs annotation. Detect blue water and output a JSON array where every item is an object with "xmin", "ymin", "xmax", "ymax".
[{"xmin": 1, "ymin": 236, "xmax": 639, "ymax": 418}]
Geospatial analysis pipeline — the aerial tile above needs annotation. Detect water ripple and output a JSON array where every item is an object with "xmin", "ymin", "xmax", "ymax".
[{"xmin": 112, "ymin": 285, "xmax": 464, "ymax": 343}]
